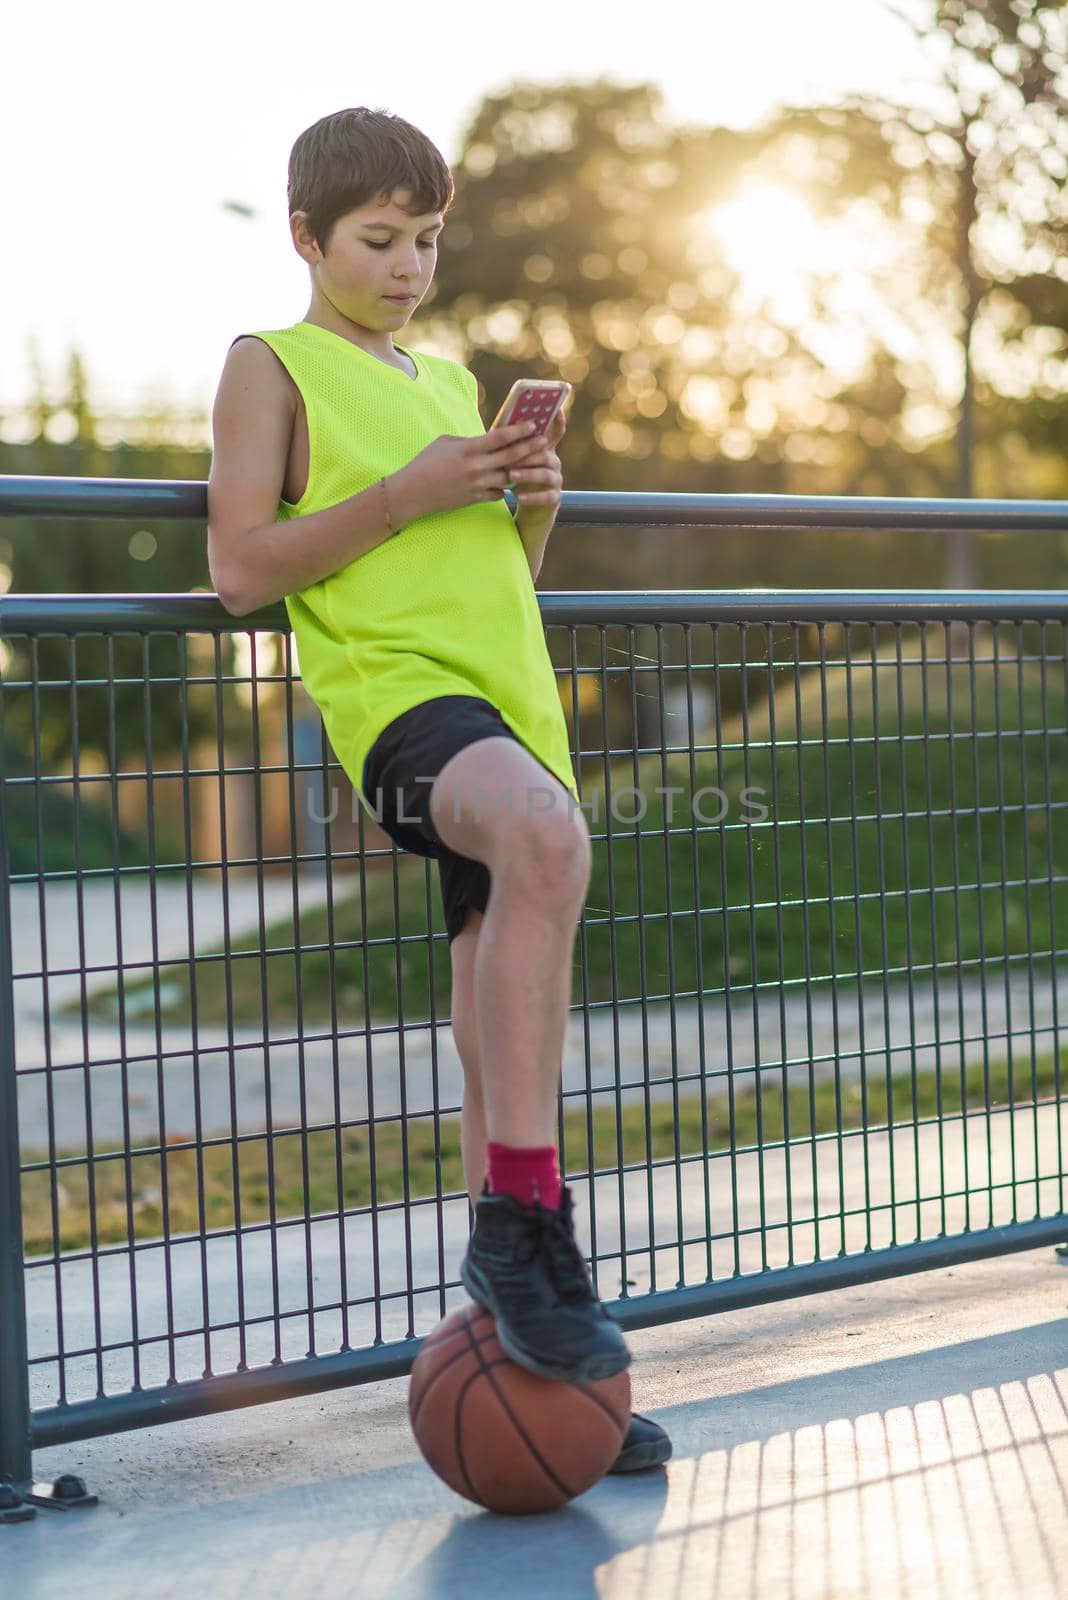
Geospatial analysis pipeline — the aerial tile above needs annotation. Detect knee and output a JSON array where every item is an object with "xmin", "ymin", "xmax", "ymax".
[{"xmin": 497, "ymin": 805, "xmax": 592, "ymax": 903}]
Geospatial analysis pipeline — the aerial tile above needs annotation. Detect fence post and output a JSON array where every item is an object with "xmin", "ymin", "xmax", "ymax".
[{"xmin": 0, "ymin": 736, "xmax": 34, "ymax": 1500}]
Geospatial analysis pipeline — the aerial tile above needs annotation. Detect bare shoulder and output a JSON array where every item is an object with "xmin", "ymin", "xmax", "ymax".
[
  {"xmin": 218, "ymin": 334, "xmax": 298, "ymax": 412},
  {"xmin": 206, "ymin": 337, "xmax": 295, "ymax": 611}
]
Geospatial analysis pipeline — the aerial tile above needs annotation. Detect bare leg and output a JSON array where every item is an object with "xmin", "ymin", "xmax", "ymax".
[
  {"xmin": 449, "ymin": 908, "xmax": 488, "ymax": 1210},
  {"xmin": 440, "ymin": 767, "xmax": 634, "ymax": 1388},
  {"xmin": 431, "ymin": 737, "xmax": 590, "ymax": 1152}
]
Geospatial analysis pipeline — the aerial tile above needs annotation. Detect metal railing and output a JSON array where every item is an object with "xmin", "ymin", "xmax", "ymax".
[{"xmin": 1, "ymin": 476, "xmax": 1066, "ymax": 1507}]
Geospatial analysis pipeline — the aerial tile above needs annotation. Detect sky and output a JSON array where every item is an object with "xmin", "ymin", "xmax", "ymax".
[{"xmin": 1, "ymin": 0, "xmax": 934, "ymax": 439}]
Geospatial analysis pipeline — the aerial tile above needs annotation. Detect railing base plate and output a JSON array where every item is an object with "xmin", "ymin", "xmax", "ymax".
[{"xmin": 24, "ymin": 1473, "xmax": 98, "ymax": 1511}]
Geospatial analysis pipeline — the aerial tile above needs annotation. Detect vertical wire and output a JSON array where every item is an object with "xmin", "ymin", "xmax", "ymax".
[
  {"xmin": 816, "ymin": 622, "xmax": 845, "ymax": 1257},
  {"xmin": 1053, "ymin": 622, "xmax": 1068, "ymax": 1215},
  {"xmin": 29, "ymin": 636, "xmax": 67, "ymax": 1399},
  {"xmin": 104, "ymin": 632, "xmax": 140, "ymax": 1386},
  {"xmin": 597, "ymin": 626, "xmax": 628, "ymax": 1295},
  {"xmin": 920, "ymin": 624, "xmax": 940, "ymax": 1235},
  {"xmin": 568, "ymin": 625, "xmax": 600, "ymax": 1293},
  {"xmin": 280, "ymin": 633, "xmax": 316, "ymax": 1354},
  {"xmin": 790, "ymin": 623, "xmax": 819, "ymax": 1265},
  {"xmin": 738, "ymin": 622, "xmax": 767, "ymax": 1270},
  {"xmin": 943, "ymin": 622, "xmax": 967, "ymax": 1236},
  {"xmin": 353, "ymin": 769, "xmax": 383, "ymax": 1345},
  {"xmin": 1036, "ymin": 620, "xmax": 1063, "ymax": 1216},
  {"xmin": 177, "ymin": 632, "xmax": 213, "ymax": 1374},
  {"xmin": 653, "ymin": 624, "xmax": 684, "ymax": 1284},
  {"xmin": 313, "ymin": 700, "xmax": 349, "ymax": 1351},
  {"xmin": 991, "ymin": 624, "xmax": 1017, "ymax": 1221},
  {"xmin": 69, "ymin": 633, "xmax": 105, "ymax": 1395},
  {"xmin": 246, "ymin": 626, "xmax": 284, "ymax": 1361},
  {"xmin": 711, "ymin": 623, "xmax": 741, "ymax": 1277},
  {"xmin": 386, "ymin": 827, "xmax": 417, "ymax": 1341},
  {"xmin": 625, "ymin": 624, "xmax": 655, "ymax": 1291},
  {"xmin": 142, "ymin": 633, "xmax": 178, "ymax": 1381},
  {"xmin": 763, "ymin": 623, "xmax": 793, "ymax": 1261},
  {"xmin": 869, "ymin": 625, "xmax": 896, "ymax": 1247},
  {"xmin": 1013, "ymin": 621, "xmax": 1041, "ymax": 1217},
  {"xmin": 966, "ymin": 621, "xmax": 995, "ymax": 1229},
  {"xmin": 209, "ymin": 630, "xmax": 246, "ymax": 1369},
  {"xmin": 554, "ymin": 635, "xmax": 569, "ymax": 1243},
  {"xmin": 421, "ymin": 751, "xmax": 445, "ymax": 1325},
  {"xmin": 843, "ymin": 621, "xmax": 872, "ymax": 1248},
  {"xmin": 683, "ymin": 625, "xmax": 713, "ymax": 1280},
  {"xmin": 0, "ymin": 620, "xmax": 33, "ymax": 1485},
  {"xmin": 901, "ymin": 624, "xmax": 927, "ymax": 1235}
]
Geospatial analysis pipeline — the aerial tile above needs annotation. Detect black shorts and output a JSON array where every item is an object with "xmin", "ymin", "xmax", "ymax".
[{"xmin": 361, "ymin": 695, "xmax": 540, "ymax": 944}]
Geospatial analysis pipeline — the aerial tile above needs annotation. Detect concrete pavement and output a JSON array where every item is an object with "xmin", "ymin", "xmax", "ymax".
[{"xmin": 7, "ymin": 1248, "xmax": 1068, "ymax": 1599}]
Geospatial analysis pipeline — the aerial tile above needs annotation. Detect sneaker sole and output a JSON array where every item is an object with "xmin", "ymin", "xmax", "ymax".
[
  {"xmin": 607, "ymin": 1437, "xmax": 673, "ymax": 1474},
  {"xmin": 461, "ymin": 1258, "xmax": 632, "ymax": 1384}
]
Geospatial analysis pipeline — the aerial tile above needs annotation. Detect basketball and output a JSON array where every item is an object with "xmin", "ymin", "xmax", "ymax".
[{"xmin": 409, "ymin": 1302, "xmax": 631, "ymax": 1514}]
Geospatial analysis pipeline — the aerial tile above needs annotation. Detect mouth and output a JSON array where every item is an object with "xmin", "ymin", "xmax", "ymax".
[{"xmin": 383, "ymin": 294, "xmax": 415, "ymax": 304}]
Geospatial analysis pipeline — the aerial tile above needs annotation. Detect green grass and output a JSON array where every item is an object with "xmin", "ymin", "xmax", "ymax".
[
  {"xmin": 71, "ymin": 650, "xmax": 1068, "ymax": 1030},
  {"xmin": 21, "ymin": 1042, "xmax": 1063, "ymax": 1257}
]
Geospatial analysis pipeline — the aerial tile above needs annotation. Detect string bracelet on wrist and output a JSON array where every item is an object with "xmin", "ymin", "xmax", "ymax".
[{"xmin": 379, "ymin": 475, "xmax": 399, "ymax": 537}]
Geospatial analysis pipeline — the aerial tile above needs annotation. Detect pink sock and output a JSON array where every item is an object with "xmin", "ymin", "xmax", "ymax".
[{"xmin": 486, "ymin": 1141, "xmax": 562, "ymax": 1210}]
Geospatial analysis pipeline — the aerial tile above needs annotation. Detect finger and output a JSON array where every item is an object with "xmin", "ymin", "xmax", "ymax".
[
  {"xmin": 482, "ymin": 470, "xmax": 516, "ymax": 493},
  {"xmin": 513, "ymin": 436, "xmax": 559, "ymax": 460},
  {"xmin": 510, "ymin": 446, "xmax": 553, "ymax": 468},
  {"xmin": 485, "ymin": 421, "xmax": 539, "ymax": 450}
]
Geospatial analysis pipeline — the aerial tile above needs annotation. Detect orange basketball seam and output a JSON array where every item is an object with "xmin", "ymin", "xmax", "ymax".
[
  {"xmin": 462, "ymin": 1319, "xmax": 575, "ymax": 1504},
  {"xmin": 452, "ymin": 1365, "xmax": 484, "ymax": 1504},
  {"xmin": 420, "ymin": 1313, "xmax": 495, "ymax": 1359},
  {"xmin": 573, "ymin": 1382, "xmax": 629, "ymax": 1432},
  {"xmin": 410, "ymin": 1322, "xmax": 498, "ymax": 1433}
]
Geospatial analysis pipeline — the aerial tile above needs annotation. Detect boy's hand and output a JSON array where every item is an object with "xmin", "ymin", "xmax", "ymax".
[
  {"xmin": 392, "ymin": 420, "xmax": 549, "ymax": 521},
  {"xmin": 509, "ymin": 406, "xmax": 567, "ymax": 512}
]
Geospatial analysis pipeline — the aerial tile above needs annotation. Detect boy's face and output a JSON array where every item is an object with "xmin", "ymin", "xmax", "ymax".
[{"xmin": 292, "ymin": 188, "xmax": 442, "ymax": 330}]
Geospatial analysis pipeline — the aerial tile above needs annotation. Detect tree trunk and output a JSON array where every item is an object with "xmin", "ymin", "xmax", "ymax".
[{"xmin": 949, "ymin": 136, "xmax": 982, "ymax": 658}]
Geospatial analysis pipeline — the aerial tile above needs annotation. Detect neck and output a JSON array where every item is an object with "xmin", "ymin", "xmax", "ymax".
[{"xmin": 301, "ymin": 301, "xmax": 399, "ymax": 362}]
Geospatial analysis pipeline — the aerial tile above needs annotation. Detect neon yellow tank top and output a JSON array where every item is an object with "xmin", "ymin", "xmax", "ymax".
[{"xmin": 231, "ymin": 321, "xmax": 578, "ymax": 816}]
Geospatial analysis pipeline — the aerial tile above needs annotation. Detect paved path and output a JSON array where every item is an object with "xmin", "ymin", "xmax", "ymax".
[
  {"xmin": 11, "ymin": 876, "xmax": 1068, "ymax": 1149},
  {"xmin": 8, "ymin": 1248, "xmax": 1068, "ymax": 1599}
]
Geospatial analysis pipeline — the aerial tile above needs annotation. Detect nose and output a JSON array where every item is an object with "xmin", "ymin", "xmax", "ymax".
[{"xmin": 397, "ymin": 245, "xmax": 424, "ymax": 279}]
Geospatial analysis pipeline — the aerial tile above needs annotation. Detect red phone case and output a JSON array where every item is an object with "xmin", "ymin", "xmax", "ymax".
[{"xmin": 493, "ymin": 380, "xmax": 571, "ymax": 436}]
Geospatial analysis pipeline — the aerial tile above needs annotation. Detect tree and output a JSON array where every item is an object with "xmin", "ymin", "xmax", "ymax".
[{"xmin": 869, "ymin": 0, "xmax": 1067, "ymax": 585}]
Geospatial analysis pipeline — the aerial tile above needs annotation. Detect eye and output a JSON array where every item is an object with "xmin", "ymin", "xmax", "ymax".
[{"xmin": 364, "ymin": 239, "xmax": 438, "ymax": 251}]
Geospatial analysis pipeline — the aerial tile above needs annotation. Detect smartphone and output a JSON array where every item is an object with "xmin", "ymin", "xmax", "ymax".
[
  {"xmin": 491, "ymin": 378, "xmax": 572, "ymax": 436},
  {"xmin": 490, "ymin": 378, "xmax": 572, "ymax": 491}
]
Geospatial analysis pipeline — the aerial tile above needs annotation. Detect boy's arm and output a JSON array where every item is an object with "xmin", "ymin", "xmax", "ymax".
[
  {"xmin": 206, "ymin": 339, "xmax": 423, "ymax": 616},
  {"xmin": 513, "ymin": 502, "xmax": 560, "ymax": 586},
  {"xmin": 511, "ymin": 406, "xmax": 568, "ymax": 585}
]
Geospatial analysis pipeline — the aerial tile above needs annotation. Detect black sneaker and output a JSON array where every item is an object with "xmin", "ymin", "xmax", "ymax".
[
  {"xmin": 608, "ymin": 1413, "xmax": 673, "ymax": 1473},
  {"xmin": 460, "ymin": 1186, "xmax": 632, "ymax": 1383}
]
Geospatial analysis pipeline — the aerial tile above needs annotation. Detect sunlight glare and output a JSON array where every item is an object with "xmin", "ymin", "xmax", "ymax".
[{"xmin": 702, "ymin": 182, "xmax": 842, "ymax": 324}]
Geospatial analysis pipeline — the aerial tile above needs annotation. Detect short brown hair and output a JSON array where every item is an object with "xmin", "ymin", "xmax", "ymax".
[{"xmin": 288, "ymin": 107, "xmax": 455, "ymax": 253}]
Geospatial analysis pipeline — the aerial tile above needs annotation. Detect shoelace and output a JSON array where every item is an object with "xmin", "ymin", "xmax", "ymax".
[
  {"xmin": 535, "ymin": 1202, "xmax": 596, "ymax": 1306},
  {"xmin": 475, "ymin": 1195, "xmax": 597, "ymax": 1312}
]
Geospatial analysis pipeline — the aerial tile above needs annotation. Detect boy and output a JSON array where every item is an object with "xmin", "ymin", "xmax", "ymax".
[{"xmin": 207, "ymin": 106, "xmax": 670, "ymax": 1473}]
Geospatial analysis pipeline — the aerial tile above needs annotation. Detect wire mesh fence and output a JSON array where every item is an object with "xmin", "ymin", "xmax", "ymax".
[{"xmin": 2, "ymin": 580, "xmax": 1067, "ymax": 1467}]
